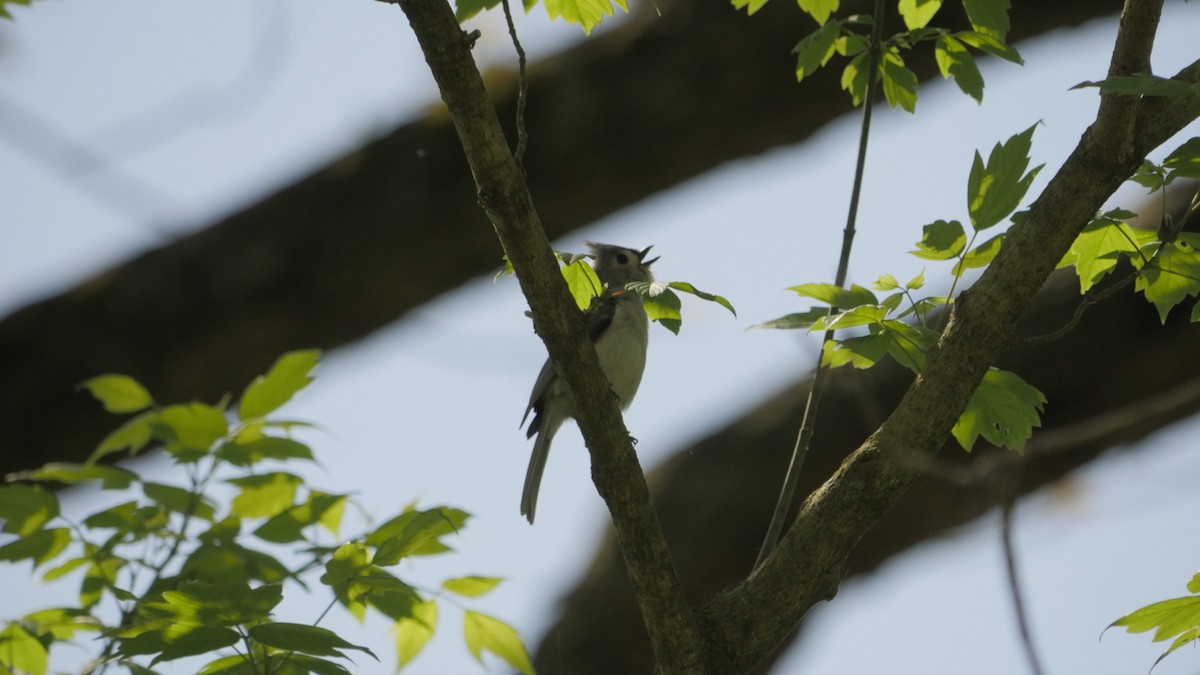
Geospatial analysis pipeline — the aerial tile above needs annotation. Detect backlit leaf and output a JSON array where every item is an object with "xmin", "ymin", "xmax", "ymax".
[
  {"xmin": 239, "ymin": 350, "xmax": 320, "ymax": 421},
  {"xmin": 911, "ymin": 220, "xmax": 967, "ymax": 260},
  {"xmin": 79, "ymin": 374, "xmax": 153, "ymax": 413},
  {"xmin": 967, "ymin": 124, "xmax": 1042, "ymax": 231},
  {"xmin": 951, "ymin": 368, "xmax": 1046, "ymax": 450},
  {"xmin": 935, "ymin": 35, "xmax": 984, "ymax": 103},
  {"xmin": 394, "ymin": 599, "xmax": 438, "ymax": 670},
  {"xmin": 463, "ymin": 610, "xmax": 534, "ymax": 675},
  {"xmin": 442, "ymin": 576, "xmax": 502, "ymax": 598},
  {"xmin": 1136, "ymin": 235, "xmax": 1200, "ymax": 322},
  {"xmin": 0, "ymin": 484, "xmax": 59, "ymax": 537}
]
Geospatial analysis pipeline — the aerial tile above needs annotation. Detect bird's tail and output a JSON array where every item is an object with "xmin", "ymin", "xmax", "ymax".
[{"xmin": 521, "ymin": 424, "xmax": 556, "ymax": 524}]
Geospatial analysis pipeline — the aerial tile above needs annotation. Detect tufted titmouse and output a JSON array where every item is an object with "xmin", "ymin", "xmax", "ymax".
[{"xmin": 519, "ymin": 242, "xmax": 658, "ymax": 524}]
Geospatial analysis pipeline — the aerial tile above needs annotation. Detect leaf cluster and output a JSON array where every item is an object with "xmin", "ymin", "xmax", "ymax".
[
  {"xmin": 768, "ymin": 0, "xmax": 1022, "ymax": 112},
  {"xmin": 755, "ymin": 124, "xmax": 1046, "ymax": 451},
  {"xmin": 0, "ymin": 352, "xmax": 533, "ymax": 675}
]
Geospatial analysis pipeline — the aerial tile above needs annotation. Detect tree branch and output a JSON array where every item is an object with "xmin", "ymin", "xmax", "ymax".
[
  {"xmin": 387, "ymin": 0, "xmax": 708, "ymax": 670},
  {"xmin": 1092, "ymin": 0, "xmax": 1163, "ymax": 159},
  {"xmin": 701, "ymin": 3, "xmax": 1200, "ymax": 669}
]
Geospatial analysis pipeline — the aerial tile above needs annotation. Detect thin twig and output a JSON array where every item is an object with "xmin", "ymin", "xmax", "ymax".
[
  {"xmin": 500, "ymin": 0, "xmax": 529, "ymax": 164},
  {"xmin": 1011, "ymin": 271, "xmax": 1135, "ymax": 348},
  {"xmin": 998, "ymin": 464, "xmax": 1047, "ymax": 675},
  {"xmin": 755, "ymin": 0, "xmax": 886, "ymax": 568}
]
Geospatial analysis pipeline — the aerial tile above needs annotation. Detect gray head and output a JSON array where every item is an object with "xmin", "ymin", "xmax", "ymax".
[{"xmin": 586, "ymin": 242, "xmax": 657, "ymax": 290}]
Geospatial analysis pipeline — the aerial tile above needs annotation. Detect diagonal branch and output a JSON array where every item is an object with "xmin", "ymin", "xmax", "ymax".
[
  {"xmin": 701, "ymin": 2, "xmax": 1200, "ymax": 670},
  {"xmin": 387, "ymin": 0, "xmax": 708, "ymax": 671}
]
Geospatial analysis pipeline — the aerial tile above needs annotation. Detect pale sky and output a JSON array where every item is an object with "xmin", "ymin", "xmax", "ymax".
[{"xmin": 2, "ymin": 1, "xmax": 1200, "ymax": 674}]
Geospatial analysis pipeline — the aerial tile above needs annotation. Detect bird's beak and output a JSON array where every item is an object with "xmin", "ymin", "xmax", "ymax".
[{"xmin": 638, "ymin": 246, "xmax": 660, "ymax": 266}]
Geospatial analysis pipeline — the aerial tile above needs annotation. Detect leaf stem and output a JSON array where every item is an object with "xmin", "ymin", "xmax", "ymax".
[{"xmin": 755, "ymin": 0, "xmax": 886, "ymax": 568}]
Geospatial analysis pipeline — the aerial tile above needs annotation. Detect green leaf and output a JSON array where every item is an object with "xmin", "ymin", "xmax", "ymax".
[
  {"xmin": 218, "ymin": 436, "xmax": 314, "ymax": 467},
  {"xmin": 1129, "ymin": 159, "xmax": 1167, "ymax": 192},
  {"xmin": 0, "ymin": 622, "xmax": 48, "ymax": 675},
  {"xmin": 143, "ymin": 482, "xmax": 216, "ymax": 521},
  {"xmin": 158, "ymin": 403, "xmax": 228, "ymax": 451},
  {"xmin": 89, "ymin": 411, "xmax": 157, "ymax": 463},
  {"xmin": 1163, "ymin": 137, "xmax": 1200, "ymax": 181},
  {"xmin": 1111, "ymin": 579, "xmax": 1200, "ymax": 669},
  {"xmin": 249, "ymin": 623, "xmax": 377, "ymax": 660},
  {"xmin": 0, "ymin": 527, "xmax": 71, "ymax": 567},
  {"xmin": 160, "ymin": 581, "xmax": 282, "ymax": 625},
  {"xmin": 254, "ymin": 492, "xmax": 346, "ymax": 543},
  {"xmin": 542, "ymin": 0, "xmax": 629, "ymax": 35},
  {"xmin": 951, "ymin": 368, "xmax": 1046, "ymax": 450},
  {"xmin": 321, "ymin": 542, "xmax": 372, "ymax": 589},
  {"xmin": 748, "ymin": 308, "xmax": 830, "ymax": 331},
  {"xmin": 967, "ymin": 124, "xmax": 1042, "ymax": 231},
  {"xmin": 873, "ymin": 274, "xmax": 900, "ymax": 291},
  {"xmin": 822, "ymin": 333, "xmax": 892, "ymax": 369},
  {"xmin": 788, "ymin": 283, "xmax": 877, "ymax": 308},
  {"xmin": 1058, "ymin": 214, "xmax": 1149, "ymax": 292},
  {"xmin": 731, "ymin": 0, "xmax": 772, "ymax": 15},
  {"xmin": 239, "ymin": 350, "xmax": 321, "ymax": 421},
  {"xmin": 906, "ymin": 269, "xmax": 926, "ymax": 290},
  {"xmin": 841, "ymin": 51, "xmax": 870, "ymax": 105},
  {"xmin": 880, "ymin": 49, "xmax": 919, "ymax": 112},
  {"xmin": 79, "ymin": 556, "xmax": 124, "ymax": 608},
  {"xmin": 12, "ymin": 462, "xmax": 137, "ymax": 490},
  {"xmin": 1136, "ymin": 235, "xmax": 1200, "ymax": 323},
  {"xmin": 0, "ymin": 484, "xmax": 59, "ymax": 537},
  {"xmin": 798, "ymin": 0, "xmax": 839, "ymax": 25},
  {"xmin": 935, "ymin": 35, "xmax": 984, "ymax": 103},
  {"xmin": 150, "ymin": 626, "xmax": 242, "ymax": 665},
  {"xmin": 1072, "ymin": 74, "xmax": 1200, "ymax": 98},
  {"xmin": 882, "ymin": 320, "xmax": 939, "ymax": 371},
  {"xmin": 227, "ymin": 472, "xmax": 302, "ymax": 519},
  {"xmin": 957, "ymin": 30, "xmax": 1022, "ymax": 64},
  {"xmin": 394, "ymin": 599, "xmax": 438, "ymax": 670},
  {"xmin": 368, "ymin": 507, "xmax": 469, "ymax": 556},
  {"xmin": 897, "ymin": 0, "xmax": 941, "ymax": 29},
  {"xmin": 911, "ymin": 219, "xmax": 967, "ymax": 260},
  {"xmin": 820, "ymin": 321, "xmax": 937, "ymax": 371},
  {"xmin": 640, "ymin": 286, "xmax": 683, "ymax": 335},
  {"xmin": 962, "ymin": 0, "xmax": 1010, "ymax": 40},
  {"xmin": 372, "ymin": 509, "xmax": 462, "ymax": 566},
  {"xmin": 454, "ymin": 0, "xmax": 501, "ymax": 22},
  {"xmin": 953, "ymin": 232, "xmax": 1006, "ymax": 275},
  {"xmin": 79, "ymin": 374, "xmax": 154, "ymax": 413},
  {"xmin": 442, "ymin": 576, "xmax": 503, "ymax": 598},
  {"xmin": 794, "ymin": 21, "xmax": 841, "ymax": 82},
  {"xmin": 813, "ymin": 305, "xmax": 888, "ymax": 331},
  {"xmin": 666, "ymin": 281, "xmax": 737, "ymax": 316},
  {"xmin": 562, "ymin": 259, "xmax": 604, "ymax": 311},
  {"xmin": 21, "ymin": 608, "xmax": 101, "ymax": 640},
  {"xmin": 82, "ymin": 501, "xmax": 140, "ymax": 530},
  {"xmin": 463, "ymin": 611, "xmax": 535, "ymax": 675}
]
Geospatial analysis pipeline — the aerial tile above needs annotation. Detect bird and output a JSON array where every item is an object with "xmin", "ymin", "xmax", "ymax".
[{"xmin": 520, "ymin": 242, "xmax": 658, "ymax": 524}]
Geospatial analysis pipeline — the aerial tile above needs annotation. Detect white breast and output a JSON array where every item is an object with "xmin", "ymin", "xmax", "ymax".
[{"xmin": 596, "ymin": 296, "xmax": 650, "ymax": 410}]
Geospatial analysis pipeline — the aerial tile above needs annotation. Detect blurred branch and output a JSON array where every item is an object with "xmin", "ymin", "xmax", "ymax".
[
  {"xmin": 0, "ymin": 0, "xmax": 1137, "ymax": 476},
  {"xmin": 0, "ymin": 92, "xmax": 182, "ymax": 223}
]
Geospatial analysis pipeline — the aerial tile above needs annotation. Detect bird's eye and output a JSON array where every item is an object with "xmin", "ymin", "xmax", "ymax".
[{"xmin": 616, "ymin": 253, "xmax": 630, "ymax": 265}]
